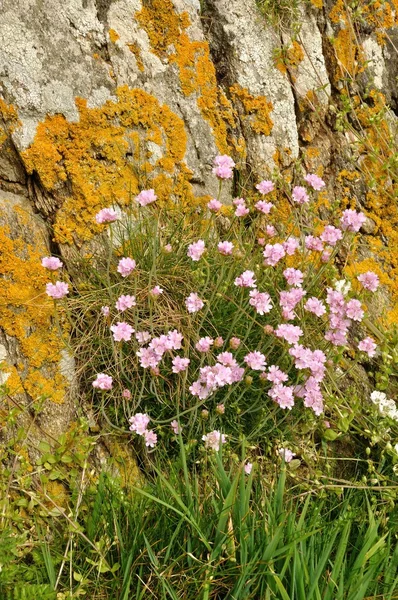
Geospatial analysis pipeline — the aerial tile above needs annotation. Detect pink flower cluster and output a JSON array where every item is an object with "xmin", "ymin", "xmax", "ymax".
[
  {"xmin": 212, "ymin": 155, "xmax": 235, "ymax": 179},
  {"xmin": 249, "ymin": 290, "xmax": 272, "ymax": 315},
  {"xmin": 190, "ymin": 352, "xmax": 244, "ymax": 400},
  {"xmin": 234, "ymin": 197, "xmax": 250, "ymax": 217},
  {"xmin": 136, "ymin": 189, "xmax": 157, "ymax": 207},
  {"xmin": 41, "ymin": 256, "xmax": 63, "ymax": 270},
  {"xmin": 324, "ymin": 288, "xmax": 364, "ymax": 346},
  {"xmin": 92, "ymin": 373, "xmax": 113, "ymax": 390},
  {"xmin": 117, "ymin": 257, "xmax": 136, "ymax": 277},
  {"xmin": 202, "ymin": 430, "xmax": 226, "ymax": 451},
  {"xmin": 234, "ymin": 270, "xmax": 257, "ymax": 288},
  {"xmin": 137, "ymin": 329, "xmax": 184, "ymax": 369},
  {"xmin": 292, "ymin": 186, "xmax": 309, "ymax": 205},
  {"xmin": 128, "ymin": 413, "xmax": 157, "ymax": 447},
  {"xmin": 95, "ymin": 207, "xmax": 119, "ymax": 224},
  {"xmin": 187, "ymin": 240, "xmax": 206, "ymax": 261},
  {"xmin": 185, "ymin": 293, "xmax": 204, "ymax": 313},
  {"xmin": 256, "ymin": 179, "xmax": 274, "ymax": 194},
  {"xmin": 279, "ymin": 288, "xmax": 306, "ymax": 320},
  {"xmin": 46, "ymin": 281, "xmax": 69, "ymax": 299},
  {"xmin": 340, "ymin": 209, "xmax": 366, "ymax": 232},
  {"xmin": 357, "ymin": 271, "xmax": 379, "ymax": 292},
  {"xmin": 304, "ymin": 174, "xmax": 325, "ymax": 190}
]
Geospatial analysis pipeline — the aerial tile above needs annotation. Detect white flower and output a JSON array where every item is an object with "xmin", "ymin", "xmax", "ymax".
[{"xmin": 334, "ymin": 279, "xmax": 351, "ymax": 296}]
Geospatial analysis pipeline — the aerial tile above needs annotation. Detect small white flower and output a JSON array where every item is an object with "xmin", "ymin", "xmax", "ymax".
[{"xmin": 334, "ymin": 279, "xmax": 351, "ymax": 296}]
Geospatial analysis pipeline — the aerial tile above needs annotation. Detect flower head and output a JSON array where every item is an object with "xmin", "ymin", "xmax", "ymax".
[
  {"xmin": 129, "ymin": 413, "xmax": 150, "ymax": 435},
  {"xmin": 101, "ymin": 306, "xmax": 110, "ymax": 317},
  {"xmin": 95, "ymin": 207, "xmax": 119, "ymax": 223},
  {"xmin": 46, "ymin": 281, "xmax": 69, "ymax": 299},
  {"xmin": 340, "ymin": 209, "xmax": 366, "ymax": 232},
  {"xmin": 92, "ymin": 373, "xmax": 113, "ymax": 390},
  {"xmin": 279, "ymin": 448, "xmax": 296, "ymax": 463},
  {"xmin": 41, "ymin": 256, "xmax": 63, "ymax": 270},
  {"xmin": 249, "ymin": 290, "xmax": 272, "ymax": 315},
  {"xmin": 110, "ymin": 321, "xmax": 134, "ymax": 342},
  {"xmin": 263, "ymin": 243, "xmax": 285, "ymax": 266},
  {"xmin": 208, "ymin": 199, "xmax": 222, "ymax": 212},
  {"xmin": 172, "ymin": 356, "xmax": 190, "ymax": 373},
  {"xmin": 115, "ymin": 295, "xmax": 136, "ymax": 312},
  {"xmin": 292, "ymin": 186, "xmax": 309, "ymax": 205},
  {"xmin": 255, "ymin": 200, "xmax": 274, "ymax": 214},
  {"xmin": 117, "ymin": 257, "xmax": 136, "ymax": 277},
  {"xmin": 151, "ymin": 285, "xmax": 163, "ymax": 296},
  {"xmin": 212, "ymin": 155, "xmax": 235, "ymax": 179},
  {"xmin": 275, "ymin": 324, "xmax": 303, "ymax": 345},
  {"xmin": 195, "ymin": 337, "xmax": 214, "ymax": 353},
  {"xmin": 256, "ymin": 180, "xmax": 274, "ymax": 194},
  {"xmin": 234, "ymin": 270, "xmax": 257, "ymax": 288},
  {"xmin": 144, "ymin": 430, "xmax": 157, "ymax": 447},
  {"xmin": 136, "ymin": 189, "xmax": 157, "ymax": 207},
  {"xmin": 304, "ymin": 174, "xmax": 325, "ymax": 190},
  {"xmin": 202, "ymin": 430, "xmax": 227, "ymax": 451},
  {"xmin": 218, "ymin": 241, "xmax": 234, "ymax": 255},
  {"xmin": 358, "ymin": 271, "xmax": 379, "ymax": 292},
  {"xmin": 244, "ymin": 351, "xmax": 266, "ymax": 371},
  {"xmin": 187, "ymin": 240, "xmax": 206, "ymax": 261},
  {"xmin": 170, "ymin": 420, "xmax": 181, "ymax": 434},
  {"xmin": 283, "ymin": 268, "xmax": 303, "ymax": 287},
  {"xmin": 185, "ymin": 293, "xmax": 204, "ymax": 313},
  {"xmin": 244, "ymin": 462, "xmax": 253, "ymax": 474},
  {"xmin": 358, "ymin": 337, "xmax": 377, "ymax": 358}
]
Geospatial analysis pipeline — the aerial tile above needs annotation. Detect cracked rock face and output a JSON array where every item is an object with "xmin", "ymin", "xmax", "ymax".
[{"xmin": 0, "ymin": 0, "xmax": 397, "ymax": 447}]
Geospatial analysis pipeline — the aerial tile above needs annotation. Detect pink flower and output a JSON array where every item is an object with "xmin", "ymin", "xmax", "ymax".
[
  {"xmin": 255, "ymin": 201, "xmax": 274, "ymax": 214},
  {"xmin": 41, "ymin": 256, "xmax": 63, "ymax": 270},
  {"xmin": 249, "ymin": 290, "xmax": 272, "ymax": 315},
  {"xmin": 187, "ymin": 240, "xmax": 206, "ymax": 261},
  {"xmin": 244, "ymin": 462, "xmax": 253, "ymax": 474},
  {"xmin": 292, "ymin": 186, "xmax": 309, "ymax": 205},
  {"xmin": 135, "ymin": 331, "xmax": 151, "ymax": 344},
  {"xmin": 172, "ymin": 356, "xmax": 190, "ymax": 373},
  {"xmin": 275, "ymin": 324, "xmax": 303, "ymax": 345},
  {"xmin": 283, "ymin": 237, "xmax": 300, "ymax": 256},
  {"xmin": 320, "ymin": 226, "xmax": 342, "ymax": 246},
  {"xmin": 267, "ymin": 365, "xmax": 288, "ymax": 384},
  {"xmin": 95, "ymin": 207, "xmax": 119, "ymax": 223},
  {"xmin": 279, "ymin": 288, "xmax": 306, "ymax": 312},
  {"xmin": 263, "ymin": 243, "xmax": 285, "ymax": 266},
  {"xmin": 122, "ymin": 389, "xmax": 131, "ymax": 399},
  {"xmin": 279, "ymin": 448, "xmax": 296, "ymax": 462},
  {"xmin": 168, "ymin": 329, "xmax": 183, "ymax": 350},
  {"xmin": 283, "ymin": 268, "xmax": 303, "ymax": 287},
  {"xmin": 269, "ymin": 384, "xmax": 295, "ymax": 409},
  {"xmin": 213, "ymin": 155, "xmax": 235, "ymax": 179},
  {"xmin": 151, "ymin": 285, "xmax": 163, "ymax": 296},
  {"xmin": 136, "ymin": 347, "xmax": 160, "ymax": 368},
  {"xmin": 256, "ymin": 180, "xmax": 274, "ymax": 194},
  {"xmin": 340, "ymin": 209, "xmax": 366, "ymax": 232},
  {"xmin": 304, "ymin": 297, "xmax": 326, "ymax": 317},
  {"xmin": 208, "ymin": 199, "xmax": 222, "ymax": 211},
  {"xmin": 170, "ymin": 420, "xmax": 181, "ymax": 434},
  {"xmin": 144, "ymin": 430, "xmax": 157, "ymax": 447},
  {"xmin": 305, "ymin": 235, "xmax": 324, "ymax": 252},
  {"xmin": 234, "ymin": 270, "xmax": 257, "ymax": 288},
  {"xmin": 136, "ymin": 189, "xmax": 157, "ymax": 207},
  {"xmin": 164, "ymin": 244, "xmax": 172, "ymax": 253},
  {"xmin": 218, "ymin": 241, "xmax": 234, "ymax": 255},
  {"xmin": 304, "ymin": 174, "xmax": 325, "ymax": 190},
  {"xmin": 110, "ymin": 321, "xmax": 134, "ymax": 342},
  {"xmin": 185, "ymin": 293, "xmax": 204, "ymax": 313},
  {"xmin": 46, "ymin": 281, "xmax": 69, "ymax": 299},
  {"xmin": 258, "ymin": 237, "xmax": 266, "ymax": 246},
  {"xmin": 345, "ymin": 299, "xmax": 364, "ymax": 322},
  {"xmin": 217, "ymin": 351, "xmax": 237, "ymax": 367},
  {"xmin": 229, "ymin": 337, "xmax": 241, "ymax": 350},
  {"xmin": 235, "ymin": 204, "xmax": 249, "ymax": 217},
  {"xmin": 117, "ymin": 257, "xmax": 136, "ymax": 277},
  {"xmin": 128, "ymin": 413, "xmax": 150, "ymax": 435},
  {"xmin": 92, "ymin": 373, "xmax": 113, "ymax": 390},
  {"xmin": 101, "ymin": 306, "xmax": 110, "ymax": 317},
  {"xmin": 233, "ymin": 197, "xmax": 245, "ymax": 206},
  {"xmin": 358, "ymin": 271, "xmax": 379, "ymax": 292},
  {"xmin": 244, "ymin": 351, "xmax": 266, "ymax": 371},
  {"xmin": 115, "ymin": 295, "xmax": 136, "ymax": 311},
  {"xmin": 196, "ymin": 337, "xmax": 214, "ymax": 352},
  {"xmin": 216, "ymin": 403, "xmax": 225, "ymax": 414},
  {"xmin": 358, "ymin": 336, "xmax": 377, "ymax": 357},
  {"xmin": 266, "ymin": 225, "xmax": 276, "ymax": 237},
  {"xmin": 214, "ymin": 336, "xmax": 224, "ymax": 348},
  {"xmin": 202, "ymin": 430, "xmax": 227, "ymax": 450},
  {"xmin": 321, "ymin": 249, "xmax": 332, "ymax": 263}
]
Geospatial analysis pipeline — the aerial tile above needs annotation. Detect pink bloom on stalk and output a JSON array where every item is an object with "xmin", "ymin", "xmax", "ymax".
[
  {"xmin": 233, "ymin": 197, "xmax": 245, "ymax": 206},
  {"xmin": 208, "ymin": 199, "xmax": 222, "ymax": 212},
  {"xmin": 256, "ymin": 180, "xmax": 274, "ymax": 194},
  {"xmin": 101, "ymin": 306, "xmax": 110, "ymax": 317},
  {"xmin": 217, "ymin": 352, "xmax": 236, "ymax": 367},
  {"xmin": 244, "ymin": 351, "xmax": 266, "ymax": 371},
  {"xmin": 266, "ymin": 225, "xmax": 276, "ymax": 237},
  {"xmin": 218, "ymin": 241, "xmax": 234, "ymax": 255},
  {"xmin": 304, "ymin": 297, "xmax": 326, "ymax": 317},
  {"xmin": 129, "ymin": 413, "xmax": 150, "ymax": 434},
  {"xmin": 136, "ymin": 189, "xmax": 157, "ymax": 207},
  {"xmin": 283, "ymin": 268, "xmax": 303, "ymax": 287},
  {"xmin": 115, "ymin": 295, "xmax": 136, "ymax": 312},
  {"xmin": 46, "ymin": 281, "xmax": 69, "ymax": 299},
  {"xmin": 235, "ymin": 204, "xmax": 250, "ymax": 217},
  {"xmin": 117, "ymin": 257, "xmax": 136, "ymax": 277},
  {"xmin": 279, "ymin": 288, "xmax": 306, "ymax": 312},
  {"xmin": 144, "ymin": 430, "xmax": 157, "ymax": 447},
  {"xmin": 136, "ymin": 347, "xmax": 160, "ymax": 368},
  {"xmin": 187, "ymin": 240, "xmax": 206, "ymax": 261},
  {"xmin": 358, "ymin": 271, "xmax": 379, "ymax": 292},
  {"xmin": 345, "ymin": 299, "xmax": 364, "ymax": 322},
  {"xmin": 305, "ymin": 235, "xmax": 324, "ymax": 252},
  {"xmin": 358, "ymin": 336, "xmax": 377, "ymax": 358},
  {"xmin": 41, "ymin": 256, "xmax": 63, "ymax": 270},
  {"xmin": 172, "ymin": 356, "xmax": 190, "ymax": 373},
  {"xmin": 283, "ymin": 237, "xmax": 300, "ymax": 256},
  {"xmin": 321, "ymin": 249, "xmax": 332, "ymax": 263},
  {"xmin": 275, "ymin": 324, "xmax": 303, "ymax": 345},
  {"xmin": 167, "ymin": 330, "xmax": 183, "ymax": 350},
  {"xmin": 234, "ymin": 270, "xmax": 257, "ymax": 288},
  {"xmin": 110, "ymin": 321, "xmax": 134, "ymax": 342},
  {"xmin": 151, "ymin": 285, "xmax": 163, "ymax": 296},
  {"xmin": 216, "ymin": 403, "xmax": 225, "ymax": 414},
  {"xmin": 196, "ymin": 337, "xmax": 214, "ymax": 353},
  {"xmin": 292, "ymin": 186, "xmax": 309, "ymax": 205},
  {"xmin": 122, "ymin": 389, "xmax": 131, "ymax": 399},
  {"xmin": 279, "ymin": 448, "xmax": 296, "ymax": 463},
  {"xmin": 95, "ymin": 207, "xmax": 119, "ymax": 224},
  {"xmin": 249, "ymin": 290, "xmax": 272, "ymax": 315},
  {"xmin": 170, "ymin": 420, "xmax": 181, "ymax": 434},
  {"xmin": 229, "ymin": 337, "xmax": 241, "ymax": 350},
  {"xmin": 212, "ymin": 155, "xmax": 235, "ymax": 179},
  {"xmin": 164, "ymin": 244, "xmax": 172, "ymax": 253},
  {"xmin": 202, "ymin": 430, "xmax": 227, "ymax": 451},
  {"xmin": 244, "ymin": 462, "xmax": 253, "ymax": 474},
  {"xmin": 92, "ymin": 373, "xmax": 113, "ymax": 390},
  {"xmin": 135, "ymin": 331, "xmax": 151, "ymax": 344},
  {"xmin": 267, "ymin": 365, "xmax": 288, "ymax": 384},
  {"xmin": 263, "ymin": 243, "xmax": 285, "ymax": 266},
  {"xmin": 185, "ymin": 293, "xmax": 204, "ymax": 313},
  {"xmin": 255, "ymin": 201, "xmax": 274, "ymax": 214},
  {"xmin": 214, "ymin": 336, "xmax": 224, "ymax": 348},
  {"xmin": 269, "ymin": 384, "xmax": 295, "ymax": 410},
  {"xmin": 340, "ymin": 209, "xmax": 366, "ymax": 232},
  {"xmin": 304, "ymin": 174, "xmax": 325, "ymax": 190},
  {"xmin": 258, "ymin": 237, "xmax": 266, "ymax": 246},
  {"xmin": 320, "ymin": 226, "xmax": 342, "ymax": 246}
]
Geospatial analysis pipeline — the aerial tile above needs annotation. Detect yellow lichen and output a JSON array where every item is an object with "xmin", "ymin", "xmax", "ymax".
[
  {"xmin": 309, "ymin": 0, "xmax": 323, "ymax": 7},
  {"xmin": 0, "ymin": 99, "xmax": 21, "ymax": 147},
  {"xmin": 230, "ymin": 84, "xmax": 273, "ymax": 136},
  {"xmin": 127, "ymin": 42, "xmax": 145, "ymax": 72},
  {"xmin": 109, "ymin": 28, "xmax": 120, "ymax": 43}
]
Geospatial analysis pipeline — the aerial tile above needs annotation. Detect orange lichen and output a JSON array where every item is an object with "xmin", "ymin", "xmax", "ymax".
[
  {"xmin": 0, "ymin": 99, "xmax": 21, "ymax": 146},
  {"xmin": 109, "ymin": 28, "xmax": 120, "ymax": 43},
  {"xmin": 22, "ymin": 86, "xmax": 210, "ymax": 245},
  {"xmin": 274, "ymin": 41, "xmax": 304, "ymax": 76},
  {"xmin": 127, "ymin": 42, "xmax": 145, "ymax": 72},
  {"xmin": 309, "ymin": 0, "xmax": 323, "ymax": 7},
  {"xmin": 0, "ymin": 218, "xmax": 67, "ymax": 403},
  {"xmin": 230, "ymin": 84, "xmax": 273, "ymax": 136},
  {"xmin": 135, "ymin": 0, "xmax": 238, "ymax": 154}
]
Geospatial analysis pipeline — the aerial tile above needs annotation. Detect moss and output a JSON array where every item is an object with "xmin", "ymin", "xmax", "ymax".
[{"xmin": 230, "ymin": 84, "xmax": 274, "ymax": 136}]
